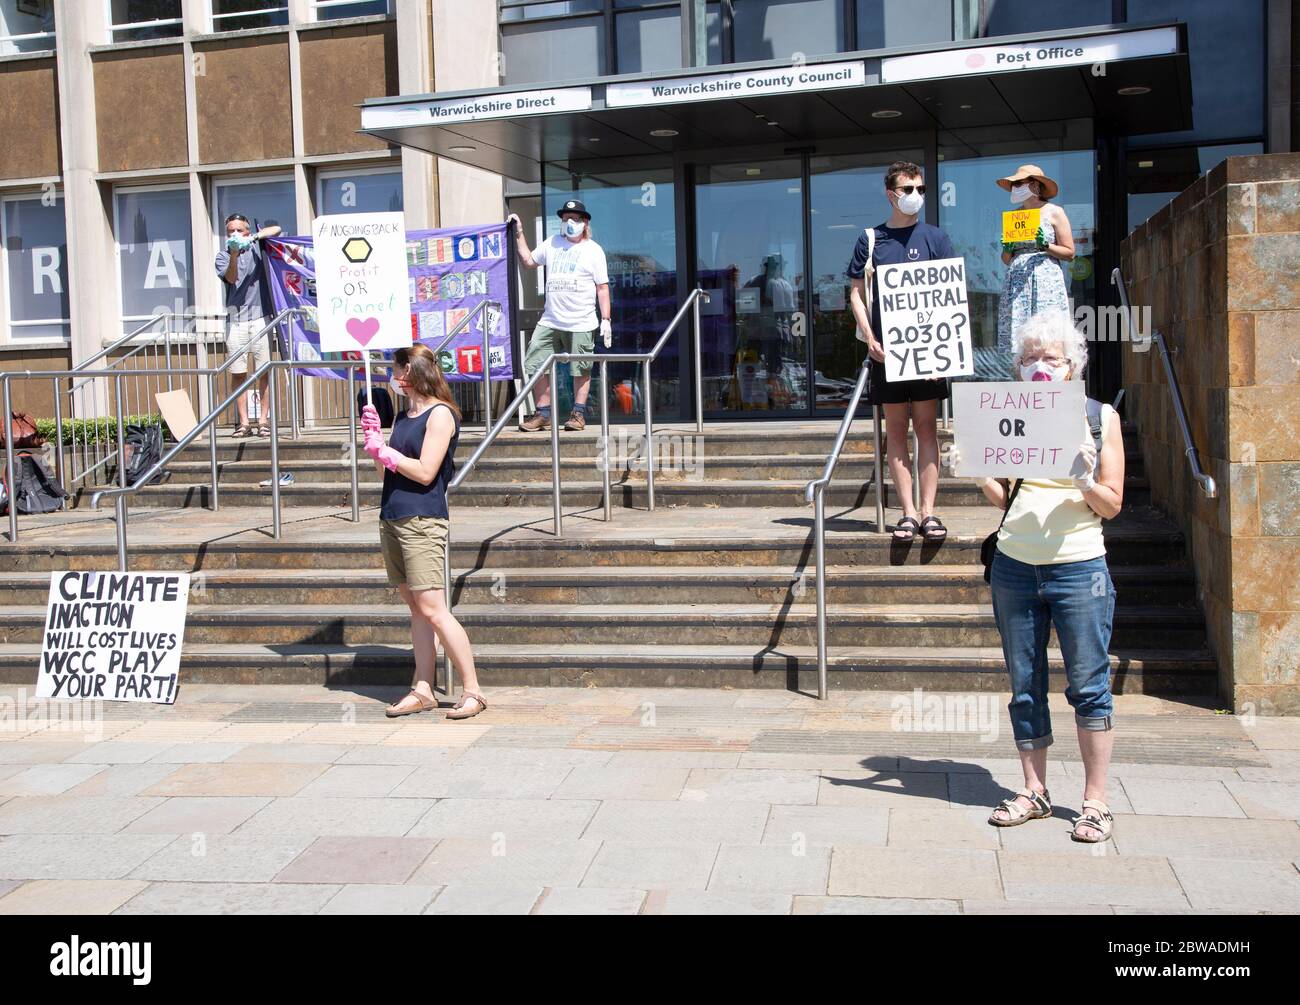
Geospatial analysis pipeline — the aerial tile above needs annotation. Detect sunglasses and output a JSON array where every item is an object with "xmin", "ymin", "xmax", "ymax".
[{"xmin": 893, "ymin": 184, "xmax": 927, "ymax": 195}]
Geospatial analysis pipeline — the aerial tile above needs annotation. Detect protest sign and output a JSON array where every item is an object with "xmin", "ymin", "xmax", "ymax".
[
  {"xmin": 877, "ymin": 257, "xmax": 974, "ymax": 381},
  {"xmin": 952, "ymin": 380, "xmax": 1087, "ymax": 478},
  {"xmin": 37, "ymin": 571, "xmax": 189, "ymax": 704},
  {"xmin": 264, "ymin": 222, "xmax": 513, "ymax": 382},
  {"xmin": 1002, "ymin": 208, "xmax": 1041, "ymax": 243},
  {"xmin": 313, "ymin": 212, "xmax": 410, "ymax": 354}
]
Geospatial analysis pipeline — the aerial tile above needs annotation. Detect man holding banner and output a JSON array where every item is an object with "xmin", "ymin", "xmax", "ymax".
[
  {"xmin": 215, "ymin": 214, "xmax": 282, "ymax": 438},
  {"xmin": 847, "ymin": 161, "xmax": 958, "ymax": 542},
  {"xmin": 508, "ymin": 200, "xmax": 611, "ymax": 433}
]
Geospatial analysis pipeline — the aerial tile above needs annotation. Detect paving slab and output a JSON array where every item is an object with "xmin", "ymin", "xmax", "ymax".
[
  {"xmin": 888, "ymin": 806, "xmax": 1002, "ymax": 850},
  {"xmin": 534, "ymin": 887, "xmax": 646, "ymax": 915},
  {"xmin": 123, "ymin": 796, "xmax": 272, "ymax": 835},
  {"xmin": 961, "ymin": 899, "xmax": 1114, "ymax": 914},
  {"xmin": 817, "ymin": 770, "xmax": 950, "ymax": 810},
  {"xmin": 225, "ymin": 743, "xmax": 353, "ymax": 763},
  {"xmin": 320, "ymin": 884, "xmax": 441, "ymax": 915},
  {"xmin": 274, "ymin": 836, "xmax": 438, "ymax": 885},
  {"xmin": 652, "ymin": 890, "xmax": 791, "ymax": 914},
  {"xmin": 997, "ymin": 851, "xmax": 1189, "ymax": 909},
  {"xmin": 130, "ymin": 834, "xmax": 312, "ymax": 883},
  {"xmin": 1119, "ymin": 778, "xmax": 1247, "ymax": 818},
  {"xmin": 0, "ymin": 763, "xmax": 106, "ymax": 797},
  {"xmin": 424, "ymin": 884, "xmax": 542, "ymax": 915},
  {"xmin": 62, "ymin": 764, "xmax": 180, "ymax": 797},
  {"xmin": 140, "ymin": 762, "xmax": 327, "ymax": 798},
  {"xmin": 295, "ymin": 764, "xmax": 418, "ymax": 798},
  {"xmin": 581, "ymin": 843, "xmax": 718, "ymax": 891},
  {"xmin": 407, "ymin": 798, "xmax": 598, "ymax": 842},
  {"xmin": 1111, "ymin": 815, "xmax": 1300, "ymax": 861},
  {"xmin": 409, "ymin": 838, "xmax": 601, "ymax": 888},
  {"xmin": 761, "ymin": 804, "xmax": 888, "ymax": 848},
  {"xmin": 682, "ymin": 768, "xmax": 820, "ymax": 805},
  {"xmin": 0, "ymin": 879, "xmax": 150, "ymax": 915},
  {"xmin": 553, "ymin": 763, "xmax": 689, "ymax": 801},
  {"xmin": 793, "ymin": 895, "xmax": 960, "ymax": 914},
  {"xmin": 709, "ymin": 844, "xmax": 830, "ymax": 895},
  {"xmin": 115, "ymin": 881, "xmax": 340, "ymax": 915},
  {"xmin": 235, "ymin": 797, "xmax": 435, "ymax": 838},
  {"xmin": 582, "ymin": 800, "xmax": 769, "ymax": 844},
  {"xmin": 0, "ymin": 833, "xmax": 175, "ymax": 880},
  {"xmin": 1222, "ymin": 780, "xmax": 1300, "ymax": 820},
  {"xmin": 0, "ymin": 795, "xmax": 163, "ymax": 834},
  {"xmin": 65, "ymin": 742, "xmax": 178, "ymax": 764},
  {"xmin": 828, "ymin": 847, "xmax": 1002, "ymax": 900},
  {"xmin": 1170, "ymin": 857, "xmax": 1300, "ymax": 913},
  {"xmin": 147, "ymin": 743, "xmax": 246, "ymax": 764},
  {"xmin": 391, "ymin": 762, "xmax": 575, "ymax": 800}
]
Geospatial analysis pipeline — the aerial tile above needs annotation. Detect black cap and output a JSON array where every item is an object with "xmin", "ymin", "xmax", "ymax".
[{"xmin": 556, "ymin": 199, "xmax": 591, "ymax": 221}]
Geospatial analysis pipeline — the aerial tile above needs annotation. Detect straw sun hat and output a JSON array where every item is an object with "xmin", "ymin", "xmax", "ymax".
[{"xmin": 996, "ymin": 164, "xmax": 1059, "ymax": 199}]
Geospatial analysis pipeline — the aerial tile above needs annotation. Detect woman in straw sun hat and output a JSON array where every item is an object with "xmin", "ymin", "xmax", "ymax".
[{"xmin": 995, "ymin": 165, "xmax": 1076, "ymax": 379}]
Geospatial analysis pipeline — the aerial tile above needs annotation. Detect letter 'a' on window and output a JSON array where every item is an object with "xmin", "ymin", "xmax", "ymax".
[
  {"xmin": 318, "ymin": 168, "xmax": 404, "ymax": 215},
  {"xmin": 2, "ymin": 193, "xmax": 70, "ymax": 343}
]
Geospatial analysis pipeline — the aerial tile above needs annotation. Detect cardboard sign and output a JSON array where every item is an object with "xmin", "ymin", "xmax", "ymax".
[
  {"xmin": 313, "ymin": 212, "xmax": 410, "ymax": 353},
  {"xmin": 952, "ymin": 380, "xmax": 1087, "ymax": 478},
  {"xmin": 37, "ymin": 571, "xmax": 189, "ymax": 704},
  {"xmin": 1002, "ymin": 208, "xmax": 1041, "ymax": 243},
  {"xmin": 155, "ymin": 389, "xmax": 197, "ymax": 442},
  {"xmin": 877, "ymin": 257, "xmax": 974, "ymax": 381}
]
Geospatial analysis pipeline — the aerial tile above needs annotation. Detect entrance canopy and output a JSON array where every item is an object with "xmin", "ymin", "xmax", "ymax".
[{"xmin": 360, "ymin": 22, "xmax": 1190, "ymax": 182}]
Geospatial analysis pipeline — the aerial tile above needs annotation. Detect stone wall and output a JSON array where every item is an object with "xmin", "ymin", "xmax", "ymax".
[{"xmin": 1121, "ymin": 153, "xmax": 1300, "ymax": 714}]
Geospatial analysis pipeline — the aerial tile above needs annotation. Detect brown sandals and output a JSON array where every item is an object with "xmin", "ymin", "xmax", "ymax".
[
  {"xmin": 445, "ymin": 692, "xmax": 488, "ymax": 720},
  {"xmin": 385, "ymin": 689, "xmax": 438, "ymax": 718}
]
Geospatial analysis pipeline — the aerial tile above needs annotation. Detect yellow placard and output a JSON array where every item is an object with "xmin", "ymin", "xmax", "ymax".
[{"xmin": 1002, "ymin": 208, "xmax": 1041, "ymax": 243}]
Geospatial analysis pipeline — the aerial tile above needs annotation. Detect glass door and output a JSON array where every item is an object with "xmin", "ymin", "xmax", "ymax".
[{"xmin": 694, "ymin": 158, "xmax": 807, "ymax": 416}]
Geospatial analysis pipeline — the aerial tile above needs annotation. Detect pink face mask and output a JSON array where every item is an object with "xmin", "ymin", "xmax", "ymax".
[{"xmin": 1020, "ymin": 360, "xmax": 1070, "ymax": 382}]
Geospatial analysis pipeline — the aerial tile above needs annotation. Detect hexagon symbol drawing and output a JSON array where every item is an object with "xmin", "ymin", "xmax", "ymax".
[{"xmin": 343, "ymin": 237, "xmax": 373, "ymax": 263}]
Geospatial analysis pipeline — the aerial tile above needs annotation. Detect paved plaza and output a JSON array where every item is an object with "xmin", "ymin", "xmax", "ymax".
[{"xmin": 0, "ymin": 684, "xmax": 1296, "ymax": 915}]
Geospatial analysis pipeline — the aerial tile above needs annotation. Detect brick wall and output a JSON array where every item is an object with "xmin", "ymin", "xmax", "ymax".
[{"xmin": 1121, "ymin": 153, "xmax": 1300, "ymax": 714}]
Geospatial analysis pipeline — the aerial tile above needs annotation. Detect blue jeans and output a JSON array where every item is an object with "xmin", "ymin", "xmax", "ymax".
[{"xmin": 990, "ymin": 550, "xmax": 1116, "ymax": 750}]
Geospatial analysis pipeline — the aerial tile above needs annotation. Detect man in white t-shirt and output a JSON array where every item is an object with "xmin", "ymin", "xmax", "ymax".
[{"xmin": 507, "ymin": 199, "xmax": 611, "ymax": 431}]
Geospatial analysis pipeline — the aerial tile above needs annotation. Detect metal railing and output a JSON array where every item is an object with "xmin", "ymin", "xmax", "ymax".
[
  {"xmin": 802, "ymin": 360, "xmax": 887, "ymax": 701},
  {"xmin": 1111, "ymin": 268, "xmax": 1217, "ymax": 499}
]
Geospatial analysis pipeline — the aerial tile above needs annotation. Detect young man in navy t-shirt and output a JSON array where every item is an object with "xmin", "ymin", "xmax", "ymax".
[{"xmin": 847, "ymin": 161, "xmax": 956, "ymax": 543}]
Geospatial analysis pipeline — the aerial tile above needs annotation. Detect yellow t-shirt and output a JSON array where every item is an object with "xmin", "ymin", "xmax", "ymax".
[{"xmin": 995, "ymin": 403, "xmax": 1113, "ymax": 566}]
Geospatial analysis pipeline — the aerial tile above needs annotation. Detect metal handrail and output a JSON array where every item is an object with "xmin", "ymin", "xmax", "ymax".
[
  {"xmin": 71, "ymin": 311, "xmax": 207, "ymax": 375},
  {"xmin": 1111, "ymin": 268, "xmax": 1216, "ymax": 499},
  {"xmin": 801, "ymin": 360, "xmax": 886, "ymax": 701}
]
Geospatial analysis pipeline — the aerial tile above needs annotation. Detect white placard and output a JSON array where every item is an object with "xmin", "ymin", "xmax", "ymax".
[
  {"xmin": 361, "ymin": 87, "xmax": 593, "ymax": 129},
  {"xmin": 877, "ymin": 256, "xmax": 973, "ymax": 381},
  {"xmin": 607, "ymin": 60, "xmax": 865, "ymax": 108},
  {"xmin": 952, "ymin": 381, "xmax": 1087, "ymax": 479},
  {"xmin": 313, "ymin": 212, "xmax": 411, "ymax": 354},
  {"xmin": 38, "ymin": 571, "xmax": 190, "ymax": 704},
  {"xmin": 881, "ymin": 26, "xmax": 1178, "ymax": 83}
]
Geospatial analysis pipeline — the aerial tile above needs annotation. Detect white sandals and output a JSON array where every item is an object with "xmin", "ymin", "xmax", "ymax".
[
  {"xmin": 1071, "ymin": 799, "xmax": 1114, "ymax": 843},
  {"xmin": 988, "ymin": 787, "xmax": 1052, "ymax": 827}
]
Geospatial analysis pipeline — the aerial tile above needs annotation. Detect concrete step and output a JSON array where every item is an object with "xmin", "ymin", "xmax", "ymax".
[
  {"xmin": 0, "ymin": 602, "xmax": 1206, "ymax": 650},
  {"xmin": 0, "ymin": 641, "xmax": 1218, "ymax": 693},
  {"xmin": 71, "ymin": 476, "xmax": 1152, "ymax": 510},
  {"xmin": 0, "ymin": 514, "xmax": 1191, "ymax": 572},
  {"xmin": 0, "ymin": 564, "xmax": 1197, "ymax": 607}
]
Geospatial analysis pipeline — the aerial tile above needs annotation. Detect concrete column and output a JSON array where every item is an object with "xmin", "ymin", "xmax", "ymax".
[
  {"xmin": 431, "ymin": 0, "xmax": 504, "ymax": 226},
  {"xmin": 395, "ymin": 0, "xmax": 436, "ymax": 228},
  {"xmin": 53, "ymin": 0, "xmax": 116, "ymax": 366}
]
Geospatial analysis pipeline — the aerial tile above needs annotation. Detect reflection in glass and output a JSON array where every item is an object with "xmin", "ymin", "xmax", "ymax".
[
  {"xmin": 319, "ymin": 170, "xmax": 404, "ymax": 216},
  {"xmin": 695, "ymin": 159, "xmax": 806, "ymax": 414},
  {"xmin": 115, "ymin": 187, "xmax": 194, "ymax": 332},
  {"xmin": 3, "ymin": 195, "xmax": 69, "ymax": 342},
  {"xmin": 214, "ymin": 178, "xmax": 296, "ymax": 236}
]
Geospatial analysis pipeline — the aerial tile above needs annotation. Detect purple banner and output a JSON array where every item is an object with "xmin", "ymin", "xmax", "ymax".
[{"xmin": 263, "ymin": 222, "xmax": 512, "ymax": 381}]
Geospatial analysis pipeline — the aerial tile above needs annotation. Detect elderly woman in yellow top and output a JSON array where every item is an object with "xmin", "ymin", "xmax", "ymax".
[
  {"xmin": 995, "ymin": 165, "xmax": 1075, "ymax": 379},
  {"xmin": 953, "ymin": 311, "xmax": 1124, "ymax": 844}
]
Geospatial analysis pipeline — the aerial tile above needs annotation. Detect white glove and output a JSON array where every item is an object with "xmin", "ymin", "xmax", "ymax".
[
  {"xmin": 600, "ymin": 318, "xmax": 612, "ymax": 348},
  {"xmin": 946, "ymin": 445, "xmax": 993, "ymax": 489},
  {"xmin": 1073, "ymin": 441, "xmax": 1098, "ymax": 493}
]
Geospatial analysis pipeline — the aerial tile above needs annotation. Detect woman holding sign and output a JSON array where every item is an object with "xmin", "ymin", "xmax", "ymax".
[
  {"xmin": 954, "ymin": 312, "xmax": 1123, "ymax": 843},
  {"xmin": 361, "ymin": 344, "xmax": 486, "ymax": 721},
  {"xmin": 995, "ymin": 165, "xmax": 1075, "ymax": 377},
  {"xmin": 848, "ymin": 161, "xmax": 957, "ymax": 542}
]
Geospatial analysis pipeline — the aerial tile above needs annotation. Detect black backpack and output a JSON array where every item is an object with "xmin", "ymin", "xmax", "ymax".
[
  {"xmin": 1, "ymin": 451, "xmax": 68, "ymax": 515},
  {"xmin": 123, "ymin": 424, "xmax": 166, "ymax": 485}
]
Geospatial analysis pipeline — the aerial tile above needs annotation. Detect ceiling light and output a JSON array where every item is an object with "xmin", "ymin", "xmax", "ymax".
[
  {"xmin": 587, "ymin": 137, "xmax": 600, "ymax": 142},
  {"xmin": 1118, "ymin": 86, "xmax": 1151, "ymax": 96},
  {"xmin": 959, "ymin": 104, "xmax": 972, "ymax": 110},
  {"xmin": 1138, "ymin": 160, "xmax": 1154, "ymax": 168},
  {"xmin": 745, "ymin": 168, "xmax": 761, "ymax": 176},
  {"xmin": 448, "ymin": 145, "xmax": 476, "ymax": 152},
  {"xmin": 650, "ymin": 128, "xmax": 678, "ymax": 137},
  {"xmin": 871, "ymin": 109, "xmax": 902, "ymax": 119}
]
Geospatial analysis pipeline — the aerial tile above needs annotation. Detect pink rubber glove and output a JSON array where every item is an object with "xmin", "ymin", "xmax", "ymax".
[
  {"xmin": 360, "ymin": 404, "xmax": 381, "ymax": 433},
  {"xmin": 375, "ymin": 445, "xmax": 402, "ymax": 473},
  {"xmin": 363, "ymin": 428, "xmax": 385, "ymax": 455}
]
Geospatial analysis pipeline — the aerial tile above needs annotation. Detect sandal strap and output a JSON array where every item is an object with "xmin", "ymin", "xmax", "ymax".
[
  {"xmin": 454, "ymin": 692, "xmax": 486, "ymax": 710},
  {"xmin": 1080, "ymin": 799, "xmax": 1111, "ymax": 818}
]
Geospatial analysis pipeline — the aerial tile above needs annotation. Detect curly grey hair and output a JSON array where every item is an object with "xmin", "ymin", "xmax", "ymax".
[{"xmin": 1012, "ymin": 311, "xmax": 1088, "ymax": 379}]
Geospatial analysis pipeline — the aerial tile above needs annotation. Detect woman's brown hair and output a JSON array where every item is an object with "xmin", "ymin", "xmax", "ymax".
[{"xmin": 393, "ymin": 344, "xmax": 461, "ymax": 422}]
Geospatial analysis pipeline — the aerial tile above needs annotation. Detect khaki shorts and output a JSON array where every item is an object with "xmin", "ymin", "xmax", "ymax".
[
  {"xmin": 226, "ymin": 317, "xmax": 272, "ymax": 374},
  {"xmin": 379, "ymin": 515, "xmax": 449, "ymax": 591},
  {"xmin": 524, "ymin": 323, "xmax": 596, "ymax": 377}
]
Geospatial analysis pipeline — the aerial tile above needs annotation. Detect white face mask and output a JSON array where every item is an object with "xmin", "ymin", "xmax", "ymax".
[
  {"xmin": 1010, "ymin": 183, "xmax": 1034, "ymax": 204},
  {"xmin": 389, "ymin": 377, "xmax": 405, "ymax": 398},
  {"xmin": 1019, "ymin": 359, "xmax": 1070, "ymax": 383},
  {"xmin": 563, "ymin": 218, "xmax": 585, "ymax": 239},
  {"xmin": 896, "ymin": 191, "xmax": 925, "ymax": 217}
]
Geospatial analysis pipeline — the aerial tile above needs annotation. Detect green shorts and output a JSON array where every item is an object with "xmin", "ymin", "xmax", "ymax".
[
  {"xmin": 523, "ymin": 323, "xmax": 595, "ymax": 377},
  {"xmin": 379, "ymin": 515, "xmax": 449, "ymax": 591}
]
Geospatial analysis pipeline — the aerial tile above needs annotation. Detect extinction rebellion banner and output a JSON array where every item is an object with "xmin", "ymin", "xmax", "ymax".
[{"xmin": 263, "ymin": 222, "xmax": 512, "ymax": 381}]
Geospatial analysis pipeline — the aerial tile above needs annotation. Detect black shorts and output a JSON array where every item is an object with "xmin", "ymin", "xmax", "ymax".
[{"xmin": 866, "ymin": 360, "xmax": 951, "ymax": 406}]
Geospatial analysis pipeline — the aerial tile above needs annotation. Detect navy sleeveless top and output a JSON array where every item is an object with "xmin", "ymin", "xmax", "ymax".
[{"xmin": 379, "ymin": 402, "xmax": 459, "ymax": 521}]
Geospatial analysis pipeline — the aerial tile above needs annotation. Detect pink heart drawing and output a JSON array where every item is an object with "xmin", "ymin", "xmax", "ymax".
[{"xmin": 346, "ymin": 316, "xmax": 380, "ymax": 347}]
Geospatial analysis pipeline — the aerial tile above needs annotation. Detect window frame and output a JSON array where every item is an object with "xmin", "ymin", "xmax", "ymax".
[
  {"xmin": 310, "ymin": 0, "xmax": 393, "ymax": 21},
  {"xmin": 210, "ymin": 171, "xmax": 298, "ymax": 241},
  {"xmin": 0, "ymin": 0, "xmax": 56, "ymax": 56},
  {"xmin": 314, "ymin": 164, "xmax": 404, "ymax": 216},
  {"xmin": 207, "ymin": 1, "xmax": 290, "ymax": 33},
  {"xmin": 0, "ymin": 189, "xmax": 71, "ymax": 346},
  {"xmin": 111, "ymin": 181, "xmax": 194, "ymax": 333},
  {"xmin": 105, "ymin": 0, "xmax": 185, "ymax": 43}
]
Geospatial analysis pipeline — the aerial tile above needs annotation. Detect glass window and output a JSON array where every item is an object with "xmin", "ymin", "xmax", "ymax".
[
  {"xmin": 110, "ymin": 0, "xmax": 183, "ymax": 42},
  {"xmin": 938, "ymin": 148, "xmax": 1097, "ymax": 379},
  {"xmin": 856, "ymin": 0, "xmax": 977, "ymax": 50},
  {"xmin": 2, "ymin": 194, "xmax": 69, "ymax": 342},
  {"xmin": 501, "ymin": 1, "xmax": 603, "ymax": 21},
  {"xmin": 541, "ymin": 165, "xmax": 677, "ymax": 419},
  {"xmin": 731, "ymin": 0, "xmax": 845, "ymax": 62},
  {"xmin": 114, "ymin": 186, "xmax": 193, "ymax": 334},
  {"xmin": 211, "ymin": 1, "xmax": 288, "ymax": 32},
  {"xmin": 317, "ymin": 168, "xmax": 403, "ymax": 215},
  {"xmin": 1125, "ymin": 0, "xmax": 1265, "ymax": 145},
  {"xmin": 616, "ymin": 4, "xmax": 722, "ymax": 73},
  {"xmin": 311, "ymin": 0, "xmax": 391, "ymax": 20},
  {"xmin": 503, "ymin": 15, "xmax": 605, "ymax": 84},
  {"xmin": 0, "ymin": 0, "xmax": 55, "ymax": 56},
  {"xmin": 1126, "ymin": 142, "xmax": 1263, "ymax": 231},
  {"xmin": 982, "ymin": 0, "xmax": 1113, "ymax": 36},
  {"xmin": 213, "ymin": 176, "xmax": 296, "ymax": 236}
]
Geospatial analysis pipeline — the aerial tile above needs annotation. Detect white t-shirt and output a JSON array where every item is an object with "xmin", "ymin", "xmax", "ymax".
[{"xmin": 533, "ymin": 235, "xmax": 609, "ymax": 332}]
